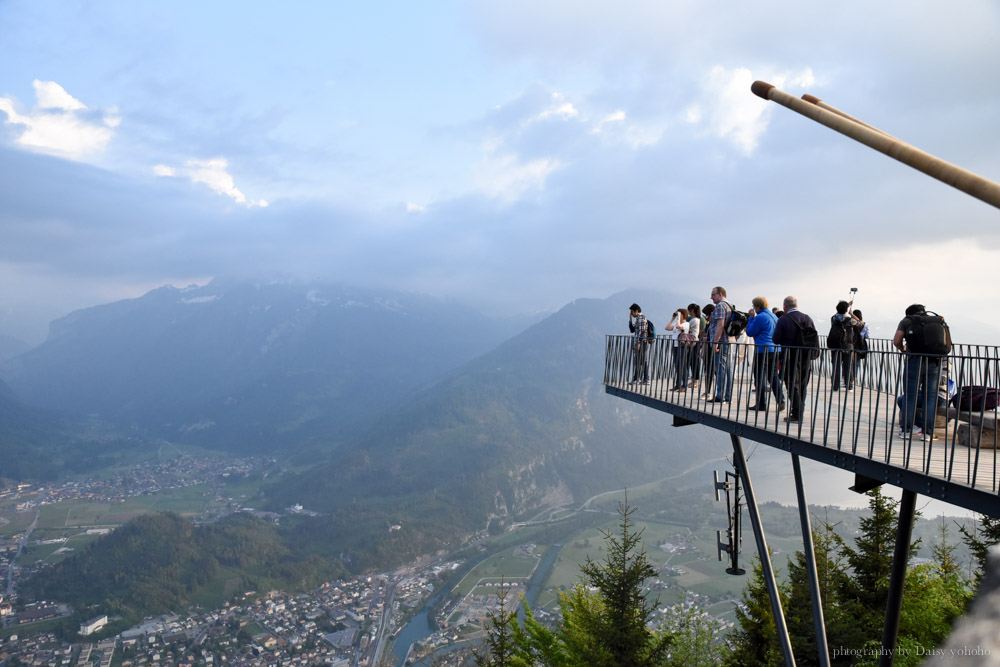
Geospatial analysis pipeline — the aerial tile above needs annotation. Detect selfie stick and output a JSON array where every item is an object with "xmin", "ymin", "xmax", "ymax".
[{"xmin": 751, "ymin": 81, "xmax": 1000, "ymax": 210}]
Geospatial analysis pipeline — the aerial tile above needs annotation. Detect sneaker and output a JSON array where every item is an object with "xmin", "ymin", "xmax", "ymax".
[{"xmin": 898, "ymin": 427, "xmax": 921, "ymax": 440}]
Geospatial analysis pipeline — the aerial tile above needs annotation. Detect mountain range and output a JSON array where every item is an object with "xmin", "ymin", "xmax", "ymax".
[
  {"xmin": 3, "ymin": 281, "xmax": 715, "ymax": 567},
  {"xmin": 1, "ymin": 280, "xmax": 532, "ymax": 452}
]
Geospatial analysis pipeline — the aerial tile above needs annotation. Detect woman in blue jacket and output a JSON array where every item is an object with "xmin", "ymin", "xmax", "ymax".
[{"xmin": 745, "ymin": 297, "xmax": 785, "ymax": 412}]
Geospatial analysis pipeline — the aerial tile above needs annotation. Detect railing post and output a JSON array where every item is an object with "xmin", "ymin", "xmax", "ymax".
[{"xmin": 731, "ymin": 434, "xmax": 796, "ymax": 667}]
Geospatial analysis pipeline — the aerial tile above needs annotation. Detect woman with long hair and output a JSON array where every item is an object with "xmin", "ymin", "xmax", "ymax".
[
  {"xmin": 686, "ymin": 303, "xmax": 703, "ymax": 389},
  {"xmin": 664, "ymin": 308, "xmax": 690, "ymax": 391}
]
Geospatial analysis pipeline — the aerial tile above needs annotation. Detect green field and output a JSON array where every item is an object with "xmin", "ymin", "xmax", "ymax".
[
  {"xmin": 34, "ymin": 484, "xmax": 221, "ymax": 533},
  {"xmin": 452, "ymin": 545, "xmax": 545, "ymax": 597},
  {"xmin": 0, "ymin": 506, "xmax": 36, "ymax": 539}
]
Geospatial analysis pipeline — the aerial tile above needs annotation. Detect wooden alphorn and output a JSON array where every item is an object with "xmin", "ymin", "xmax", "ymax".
[{"xmin": 751, "ymin": 80, "xmax": 1000, "ymax": 211}]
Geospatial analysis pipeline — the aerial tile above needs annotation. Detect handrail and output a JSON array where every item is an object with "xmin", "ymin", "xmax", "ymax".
[{"xmin": 604, "ymin": 335, "xmax": 1000, "ymax": 504}]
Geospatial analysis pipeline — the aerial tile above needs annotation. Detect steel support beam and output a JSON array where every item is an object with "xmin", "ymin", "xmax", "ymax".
[
  {"xmin": 605, "ymin": 384, "xmax": 1000, "ymax": 517},
  {"xmin": 731, "ymin": 434, "xmax": 796, "ymax": 667},
  {"xmin": 792, "ymin": 454, "xmax": 830, "ymax": 667},
  {"xmin": 879, "ymin": 489, "xmax": 917, "ymax": 667}
]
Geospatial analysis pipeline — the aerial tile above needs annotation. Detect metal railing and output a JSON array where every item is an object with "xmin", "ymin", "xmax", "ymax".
[{"xmin": 604, "ymin": 334, "xmax": 1000, "ymax": 500}]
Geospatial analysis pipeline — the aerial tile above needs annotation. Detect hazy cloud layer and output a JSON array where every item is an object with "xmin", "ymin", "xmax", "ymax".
[{"xmin": 1, "ymin": 1, "xmax": 999, "ymax": 344}]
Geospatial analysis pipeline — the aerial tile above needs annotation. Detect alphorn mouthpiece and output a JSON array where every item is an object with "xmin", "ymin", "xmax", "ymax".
[
  {"xmin": 802, "ymin": 94, "xmax": 821, "ymax": 104},
  {"xmin": 751, "ymin": 80, "xmax": 775, "ymax": 100}
]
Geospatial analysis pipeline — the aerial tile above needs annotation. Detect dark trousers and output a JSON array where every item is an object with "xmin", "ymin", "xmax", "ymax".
[
  {"xmin": 753, "ymin": 350, "xmax": 784, "ymax": 408},
  {"xmin": 782, "ymin": 350, "xmax": 812, "ymax": 419},
  {"xmin": 632, "ymin": 343, "xmax": 648, "ymax": 382},
  {"xmin": 830, "ymin": 349, "xmax": 854, "ymax": 391},
  {"xmin": 702, "ymin": 344, "xmax": 715, "ymax": 393},
  {"xmin": 672, "ymin": 346, "xmax": 689, "ymax": 388}
]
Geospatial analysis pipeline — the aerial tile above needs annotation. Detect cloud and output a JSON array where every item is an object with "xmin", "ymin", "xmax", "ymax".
[
  {"xmin": 154, "ymin": 157, "xmax": 268, "ymax": 208},
  {"xmin": 685, "ymin": 66, "xmax": 815, "ymax": 155},
  {"xmin": 474, "ymin": 141, "xmax": 561, "ymax": 202},
  {"xmin": 535, "ymin": 93, "xmax": 579, "ymax": 122},
  {"xmin": 0, "ymin": 80, "xmax": 118, "ymax": 159}
]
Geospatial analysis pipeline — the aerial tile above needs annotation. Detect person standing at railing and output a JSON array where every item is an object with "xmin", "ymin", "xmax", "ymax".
[
  {"xmin": 686, "ymin": 303, "xmax": 703, "ymax": 389},
  {"xmin": 827, "ymin": 300, "xmax": 862, "ymax": 392},
  {"xmin": 665, "ymin": 308, "xmax": 692, "ymax": 392},
  {"xmin": 773, "ymin": 296, "xmax": 818, "ymax": 423},
  {"xmin": 745, "ymin": 297, "xmax": 785, "ymax": 413},
  {"xmin": 707, "ymin": 287, "xmax": 733, "ymax": 403},
  {"xmin": 700, "ymin": 303, "xmax": 715, "ymax": 397},
  {"xmin": 628, "ymin": 303, "xmax": 650, "ymax": 385},
  {"xmin": 894, "ymin": 304, "xmax": 949, "ymax": 440},
  {"xmin": 852, "ymin": 309, "xmax": 870, "ymax": 382}
]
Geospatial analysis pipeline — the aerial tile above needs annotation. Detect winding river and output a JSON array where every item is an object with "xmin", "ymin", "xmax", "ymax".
[{"xmin": 392, "ymin": 542, "xmax": 564, "ymax": 666}]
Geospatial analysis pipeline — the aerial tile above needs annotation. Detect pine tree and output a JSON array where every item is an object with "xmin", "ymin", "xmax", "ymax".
[
  {"xmin": 958, "ymin": 512, "xmax": 1000, "ymax": 585},
  {"xmin": 661, "ymin": 604, "xmax": 727, "ymax": 667},
  {"xmin": 725, "ymin": 552, "xmax": 787, "ymax": 667},
  {"xmin": 475, "ymin": 578, "xmax": 520, "ymax": 667},
  {"xmin": 483, "ymin": 494, "xmax": 672, "ymax": 667},
  {"xmin": 573, "ymin": 495, "xmax": 672, "ymax": 666},
  {"xmin": 785, "ymin": 518, "xmax": 851, "ymax": 665},
  {"xmin": 832, "ymin": 488, "xmax": 920, "ymax": 651}
]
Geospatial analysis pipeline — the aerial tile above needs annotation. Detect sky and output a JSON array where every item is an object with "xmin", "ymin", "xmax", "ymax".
[{"xmin": 2, "ymin": 1, "xmax": 1000, "ymax": 345}]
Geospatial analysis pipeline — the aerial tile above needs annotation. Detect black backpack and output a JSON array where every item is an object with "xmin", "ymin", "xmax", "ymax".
[
  {"xmin": 791, "ymin": 314, "xmax": 821, "ymax": 360},
  {"xmin": 646, "ymin": 319, "xmax": 656, "ymax": 340},
  {"xmin": 904, "ymin": 311, "xmax": 952, "ymax": 355},
  {"xmin": 853, "ymin": 327, "xmax": 869, "ymax": 358},
  {"xmin": 826, "ymin": 316, "xmax": 853, "ymax": 350},
  {"xmin": 724, "ymin": 303, "xmax": 748, "ymax": 337}
]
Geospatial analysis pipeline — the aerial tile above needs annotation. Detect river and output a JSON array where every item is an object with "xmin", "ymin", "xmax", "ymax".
[{"xmin": 392, "ymin": 541, "xmax": 565, "ymax": 666}]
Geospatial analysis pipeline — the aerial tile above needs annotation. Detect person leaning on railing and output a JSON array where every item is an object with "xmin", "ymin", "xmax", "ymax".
[
  {"xmin": 893, "ymin": 304, "xmax": 946, "ymax": 440},
  {"xmin": 772, "ymin": 296, "xmax": 817, "ymax": 423},
  {"xmin": 686, "ymin": 303, "xmax": 703, "ymax": 390},
  {"xmin": 745, "ymin": 296, "xmax": 785, "ymax": 413},
  {"xmin": 664, "ymin": 308, "xmax": 691, "ymax": 392},
  {"xmin": 628, "ymin": 303, "xmax": 650, "ymax": 385},
  {"xmin": 707, "ymin": 286, "xmax": 733, "ymax": 404},
  {"xmin": 700, "ymin": 303, "xmax": 715, "ymax": 397}
]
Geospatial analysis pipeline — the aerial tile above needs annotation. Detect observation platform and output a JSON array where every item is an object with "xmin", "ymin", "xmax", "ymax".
[{"xmin": 604, "ymin": 335, "xmax": 1000, "ymax": 517}]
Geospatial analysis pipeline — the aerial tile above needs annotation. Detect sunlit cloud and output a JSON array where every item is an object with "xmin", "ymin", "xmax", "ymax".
[
  {"xmin": 406, "ymin": 202, "xmax": 426, "ymax": 213},
  {"xmin": 154, "ymin": 157, "xmax": 268, "ymax": 208},
  {"xmin": 686, "ymin": 65, "xmax": 815, "ymax": 155},
  {"xmin": 0, "ymin": 80, "xmax": 118, "ymax": 159},
  {"xmin": 535, "ymin": 92, "xmax": 579, "ymax": 122},
  {"xmin": 475, "ymin": 142, "xmax": 560, "ymax": 202}
]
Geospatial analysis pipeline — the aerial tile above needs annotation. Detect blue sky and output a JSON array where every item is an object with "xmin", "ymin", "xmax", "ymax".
[{"xmin": 2, "ymin": 1, "xmax": 1000, "ymax": 344}]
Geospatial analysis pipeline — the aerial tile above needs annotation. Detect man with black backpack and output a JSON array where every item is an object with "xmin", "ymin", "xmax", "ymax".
[
  {"xmin": 827, "ymin": 300, "xmax": 862, "ymax": 391},
  {"xmin": 707, "ymin": 286, "xmax": 734, "ymax": 403},
  {"xmin": 628, "ymin": 303, "xmax": 651, "ymax": 385},
  {"xmin": 773, "ymin": 296, "xmax": 819, "ymax": 423},
  {"xmin": 893, "ymin": 304, "xmax": 952, "ymax": 440}
]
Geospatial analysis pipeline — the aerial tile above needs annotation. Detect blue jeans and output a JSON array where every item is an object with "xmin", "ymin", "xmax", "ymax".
[
  {"xmin": 900, "ymin": 355, "xmax": 941, "ymax": 434},
  {"xmin": 714, "ymin": 341, "xmax": 732, "ymax": 401}
]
